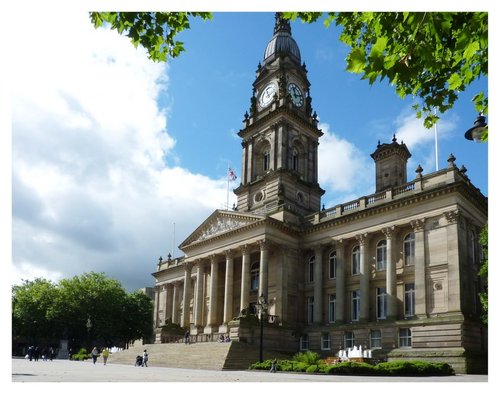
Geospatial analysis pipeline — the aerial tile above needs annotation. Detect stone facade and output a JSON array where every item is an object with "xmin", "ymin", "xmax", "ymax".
[{"xmin": 151, "ymin": 14, "xmax": 487, "ymax": 373}]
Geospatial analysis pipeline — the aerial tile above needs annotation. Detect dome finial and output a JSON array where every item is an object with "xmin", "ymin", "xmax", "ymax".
[{"xmin": 274, "ymin": 12, "xmax": 291, "ymax": 34}]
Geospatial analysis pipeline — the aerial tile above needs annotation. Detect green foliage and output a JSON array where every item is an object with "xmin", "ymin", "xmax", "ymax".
[
  {"xmin": 71, "ymin": 348, "xmax": 91, "ymax": 361},
  {"xmin": 325, "ymin": 361, "xmax": 375, "ymax": 375},
  {"xmin": 478, "ymin": 224, "xmax": 488, "ymax": 324},
  {"xmin": 249, "ymin": 359, "xmax": 272, "ymax": 370},
  {"xmin": 12, "ymin": 272, "xmax": 153, "ymax": 347},
  {"xmin": 375, "ymin": 360, "xmax": 454, "ymax": 376},
  {"xmin": 90, "ymin": 12, "xmax": 213, "ymax": 62},
  {"xmin": 292, "ymin": 350, "xmax": 321, "ymax": 365},
  {"xmin": 306, "ymin": 364, "xmax": 320, "ymax": 373},
  {"xmin": 285, "ymin": 12, "xmax": 488, "ymax": 131}
]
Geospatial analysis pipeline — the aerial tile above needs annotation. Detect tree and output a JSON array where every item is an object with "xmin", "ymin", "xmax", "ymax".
[
  {"xmin": 89, "ymin": 12, "xmax": 212, "ymax": 62},
  {"xmin": 284, "ymin": 12, "xmax": 488, "ymax": 135},
  {"xmin": 478, "ymin": 224, "xmax": 488, "ymax": 325},
  {"xmin": 12, "ymin": 272, "xmax": 154, "ymax": 351}
]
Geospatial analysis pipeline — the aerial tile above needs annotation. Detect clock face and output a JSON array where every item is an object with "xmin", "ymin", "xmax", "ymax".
[
  {"xmin": 259, "ymin": 83, "xmax": 277, "ymax": 108},
  {"xmin": 288, "ymin": 83, "xmax": 304, "ymax": 107}
]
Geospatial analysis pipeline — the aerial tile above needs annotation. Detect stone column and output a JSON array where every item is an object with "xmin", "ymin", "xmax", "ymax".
[
  {"xmin": 313, "ymin": 245, "xmax": 324, "ymax": 324},
  {"xmin": 153, "ymin": 285, "xmax": 160, "ymax": 328},
  {"xmin": 161, "ymin": 284, "xmax": 169, "ymax": 325},
  {"xmin": 181, "ymin": 263, "xmax": 192, "ymax": 328},
  {"xmin": 194, "ymin": 260, "xmax": 205, "ymax": 328},
  {"xmin": 445, "ymin": 210, "xmax": 461, "ymax": 312},
  {"xmin": 259, "ymin": 240, "xmax": 270, "ymax": 298},
  {"xmin": 165, "ymin": 284, "xmax": 173, "ymax": 323},
  {"xmin": 335, "ymin": 239, "xmax": 345, "ymax": 323},
  {"xmin": 383, "ymin": 226, "xmax": 397, "ymax": 319},
  {"xmin": 357, "ymin": 233, "xmax": 369, "ymax": 321},
  {"xmin": 223, "ymin": 250, "xmax": 234, "ymax": 323},
  {"xmin": 205, "ymin": 255, "xmax": 219, "ymax": 332},
  {"xmin": 172, "ymin": 281, "xmax": 180, "ymax": 324},
  {"xmin": 412, "ymin": 219, "xmax": 427, "ymax": 316},
  {"xmin": 240, "ymin": 245, "xmax": 251, "ymax": 312}
]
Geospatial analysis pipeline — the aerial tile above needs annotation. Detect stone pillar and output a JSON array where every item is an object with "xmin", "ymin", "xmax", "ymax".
[
  {"xmin": 445, "ymin": 210, "xmax": 461, "ymax": 312},
  {"xmin": 240, "ymin": 245, "xmax": 251, "ymax": 312},
  {"xmin": 165, "ymin": 284, "xmax": 173, "ymax": 322},
  {"xmin": 205, "ymin": 255, "xmax": 219, "ymax": 332},
  {"xmin": 172, "ymin": 281, "xmax": 180, "ymax": 324},
  {"xmin": 357, "ymin": 233, "xmax": 369, "ymax": 321},
  {"xmin": 161, "ymin": 284, "xmax": 168, "ymax": 325},
  {"xmin": 313, "ymin": 245, "xmax": 324, "ymax": 324},
  {"xmin": 412, "ymin": 219, "xmax": 427, "ymax": 316},
  {"xmin": 181, "ymin": 263, "xmax": 192, "ymax": 328},
  {"xmin": 194, "ymin": 260, "xmax": 205, "ymax": 328},
  {"xmin": 153, "ymin": 285, "xmax": 160, "ymax": 328},
  {"xmin": 223, "ymin": 250, "xmax": 234, "ymax": 323},
  {"xmin": 383, "ymin": 226, "xmax": 397, "ymax": 319},
  {"xmin": 335, "ymin": 239, "xmax": 345, "ymax": 323},
  {"xmin": 259, "ymin": 240, "xmax": 270, "ymax": 298}
]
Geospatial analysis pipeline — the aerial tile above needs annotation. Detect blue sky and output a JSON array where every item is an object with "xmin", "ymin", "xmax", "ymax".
[{"xmin": 5, "ymin": 7, "xmax": 490, "ymax": 292}]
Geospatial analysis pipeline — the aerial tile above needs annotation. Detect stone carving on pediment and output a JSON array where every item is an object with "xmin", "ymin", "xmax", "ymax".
[{"xmin": 196, "ymin": 217, "xmax": 251, "ymax": 242}]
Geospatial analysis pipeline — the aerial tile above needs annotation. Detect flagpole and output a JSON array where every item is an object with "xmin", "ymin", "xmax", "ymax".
[
  {"xmin": 226, "ymin": 161, "xmax": 230, "ymax": 210},
  {"xmin": 434, "ymin": 107, "xmax": 439, "ymax": 172}
]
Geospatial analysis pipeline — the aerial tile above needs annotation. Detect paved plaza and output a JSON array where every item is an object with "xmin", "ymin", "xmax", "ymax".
[{"xmin": 11, "ymin": 358, "xmax": 487, "ymax": 383}]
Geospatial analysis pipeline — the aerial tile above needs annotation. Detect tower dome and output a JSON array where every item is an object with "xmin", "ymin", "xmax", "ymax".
[{"xmin": 263, "ymin": 13, "xmax": 301, "ymax": 65}]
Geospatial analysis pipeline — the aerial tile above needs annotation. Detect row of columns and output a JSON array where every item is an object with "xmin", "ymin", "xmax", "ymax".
[
  {"xmin": 310, "ymin": 222, "xmax": 427, "ymax": 324},
  {"xmin": 155, "ymin": 240, "xmax": 270, "ymax": 332}
]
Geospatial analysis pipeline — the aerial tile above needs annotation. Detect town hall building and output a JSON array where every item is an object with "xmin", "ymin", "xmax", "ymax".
[{"xmin": 151, "ymin": 14, "xmax": 487, "ymax": 373}]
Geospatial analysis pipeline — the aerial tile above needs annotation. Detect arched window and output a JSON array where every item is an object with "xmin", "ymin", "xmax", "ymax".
[
  {"xmin": 292, "ymin": 148, "xmax": 299, "ymax": 172},
  {"xmin": 403, "ymin": 233, "xmax": 415, "ymax": 266},
  {"xmin": 352, "ymin": 245, "xmax": 360, "ymax": 275},
  {"xmin": 308, "ymin": 255, "xmax": 315, "ymax": 283},
  {"xmin": 376, "ymin": 240, "xmax": 387, "ymax": 271},
  {"xmin": 329, "ymin": 251, "xmax": 337, "ymax": 279},
  {"xmin": 263, "ymin": 148, "xmax": 271, "ymax": 172},
  {"xmin": 250, "ymin": 262, "xmax": 259, "ymax": 291}
]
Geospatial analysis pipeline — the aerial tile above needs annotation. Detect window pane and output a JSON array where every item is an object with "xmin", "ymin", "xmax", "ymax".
[
  {"xmin": 376, "ymin": 240, "xmax": 387, "ymax": 271},
  {"xmin": 352, "ymin": 246, "xmax": 360, "ymax": 275},
  {"xmin": 329, "ymin": 251, "xmax": 337, "ymax": 279}
]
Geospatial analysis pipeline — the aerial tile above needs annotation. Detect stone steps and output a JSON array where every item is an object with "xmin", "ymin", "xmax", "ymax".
[{"xmin": 106, "ymin": 341, "xmax": 290, "ymax": 370}]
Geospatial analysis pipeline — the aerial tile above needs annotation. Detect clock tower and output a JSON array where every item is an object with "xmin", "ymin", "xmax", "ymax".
[{"xmin": 234, "ymin": 13, "xmax": 324, "ymax": 217}]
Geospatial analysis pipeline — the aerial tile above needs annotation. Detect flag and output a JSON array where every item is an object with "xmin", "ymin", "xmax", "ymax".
[{"xmin": 228, "ymin": 167, "xmax": 237, "ymax": 181}]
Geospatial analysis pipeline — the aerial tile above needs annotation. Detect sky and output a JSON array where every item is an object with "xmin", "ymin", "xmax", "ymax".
[{"xmin": 4, "ymin": 3, "xmax": 492, "ymax": 297}]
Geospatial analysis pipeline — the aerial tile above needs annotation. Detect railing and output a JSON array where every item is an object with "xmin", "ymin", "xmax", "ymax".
[{"xmin": 303, "ymin": 166, "xmax": 470, "ymax": 225}]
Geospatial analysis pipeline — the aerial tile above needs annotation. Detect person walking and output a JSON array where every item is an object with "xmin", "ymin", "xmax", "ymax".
[
  {"xmin": 91, "ymin": 347, "xmax": 99, "ymax": 365},
  {"xmin": 270, "ymin": 358, "xmax": 277, "ymax": 373},
  {"xmin": 27, "ymin": 346, "xmax": 34, "ymax": 361},
  {"xmin": 49, "ymin": 347, "xmax": 55, "ymax": 361},
  {"xmin": 184, "ymin": 330, "xmax": 190, "ymax": 345},
  {"xmin": 142, "ymin": 349, "xmax": 148, "ymax": 367},
  {"xmin": 102, "ymin": 347, "xmax": 109, "ymax": 366}
]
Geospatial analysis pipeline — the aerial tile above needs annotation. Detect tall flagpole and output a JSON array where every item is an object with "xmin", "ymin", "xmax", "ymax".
[
  {"xmin": 226, "ymin": 161, "xmax": 230, "ymax": 210},
  {"xmin": 434, "ymin": 107, "xmax": 439, "ymax": 171}
]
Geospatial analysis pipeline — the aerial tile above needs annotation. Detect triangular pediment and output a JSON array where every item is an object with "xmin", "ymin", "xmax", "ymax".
[{"xmin": 180, "ymin": 210, "xmax": 264, "ymax": 248}]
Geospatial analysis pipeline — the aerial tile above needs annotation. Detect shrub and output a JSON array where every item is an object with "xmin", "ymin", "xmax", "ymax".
[
  {"xmin": 325, "ymin": 361, "xmax": 375, "ymax": 375},
  {"xmin": 306, "ymin": 365, "xmax": 320, "ymax": 373},
  {"xmin": 292, "ymin": 361, "xmax": 309, "ymax": 372},
  {"xmin": 71, "ymin": 348, "xmax": 91, "ymax": 361},
  {"xmin": 249, "ymin": 359, "xmax": 272, "ymax": 370},
  {"xmin": 292, "ymin": 351, "xmax": 321, "ymax": 365},
  {"xmin": 375, "ymin": 360, "xmax": 454, "ymax": 376}
]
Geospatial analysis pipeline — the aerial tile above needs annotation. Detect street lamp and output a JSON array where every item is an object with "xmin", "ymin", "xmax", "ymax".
[
  {"xmin": 256, "ymin": 293, "xmax": 268, "ymax": 362},
  {"xmin": 465, "ymin": 113, "xmax": 488, "ymax": 142}
]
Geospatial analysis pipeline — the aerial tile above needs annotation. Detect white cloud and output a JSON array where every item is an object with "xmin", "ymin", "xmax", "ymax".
[
  {"xmin": 11, "ymin": 10, "xmax": 229, "ymax": 291},
  {"xmin": 318, "ymin": 123, "xmax": 373, "ymax": 206}
]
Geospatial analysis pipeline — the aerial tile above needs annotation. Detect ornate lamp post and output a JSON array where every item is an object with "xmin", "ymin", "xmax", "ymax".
[
  {"xmin": 256, "ymin": 294, "xmax": 268, "ymax": 362},
  {"xmin": 465, "ymin": 113, "xmax": 488, "ymax": 142}
]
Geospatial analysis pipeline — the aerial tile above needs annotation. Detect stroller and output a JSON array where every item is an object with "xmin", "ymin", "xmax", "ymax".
[{"xmin": 135, "ymin": 355, "xmax": 143, "ymax": 367}]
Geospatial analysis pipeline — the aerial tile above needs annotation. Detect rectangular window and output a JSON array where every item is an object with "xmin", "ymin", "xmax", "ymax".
[
  {"xmin": 351, "ymin": 289, "xmax": 360, "ymax": 322},
  {"xmin": 321, "ymin": 333, "xmax": 331, "ymax": 350},
  {"xmin": 308, "ymin": 259, "xmax": 314, "ymax": 283},
  {"xmin": 404, "ymin": 283, "xmax": 415, "ymax": 317},
  {"xmin": 370, "ymin": 330, "xmax": 382, "ymax": 348},
  {"xmin": 376, "ymin": 287, "xmax": 387, "ymax": 320},
  {"xmin": 352, "ymin": 249, "xmax": 360, "ymax": 275},
  {"xmin": 329, "ymin": 252, "xmax": 337, "ymax": 279},
  {"xmin": 344, "ymin": 331, "xmax": 355, "ymax": 348},
  {"xmin": 399, "ymin": 328, "xmax": 412, "ymax": 347},
  {"xmin": 307, "ymin": 296, "xmax": 314, "ymax": 325},
  {"xmin": 376, "ymin": 241, "xmax": 387, "ymax": 271},
  {"xmin": 328, "ymin": 293, "xmax": 336, "ymax": 323},
  {"xmin": 300, "ymin": 334, "xmax": 309, "ymax": 350}
]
